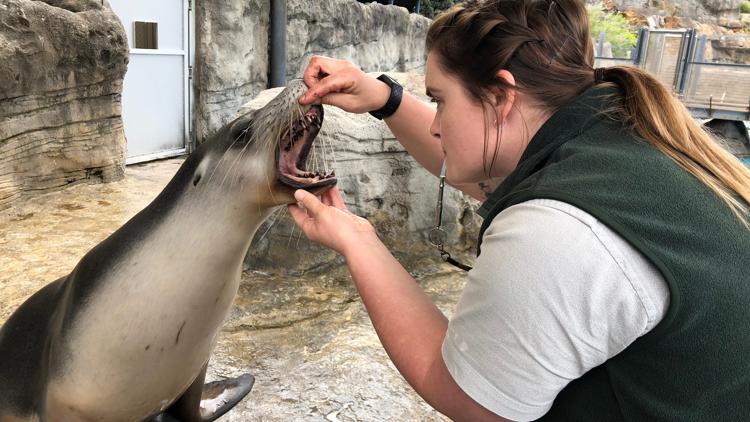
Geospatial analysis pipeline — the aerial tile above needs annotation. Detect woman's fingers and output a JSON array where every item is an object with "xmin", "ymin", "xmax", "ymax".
[
  {"xmin": 302, "ymin": 56, "xmax": 336, "ymax": 88},
  {"xmin": 322, "ymin": 186, "xmax": 347, "ymax": 210},
  {"xmin": 287, "ymin": 203, "xmax": 313, "ymax": 232},
  {"xmin": 293, "ymin": 190, "xmax": 324, "ymax": 216},
  {"xmin": 300, "ymin": 73, "xmax": 356, "ymax": 106}
]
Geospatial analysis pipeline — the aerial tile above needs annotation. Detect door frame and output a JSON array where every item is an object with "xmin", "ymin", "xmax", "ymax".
[{"xmin": 124, "ymin": 0, "xmax": 193, "ymax": 165}]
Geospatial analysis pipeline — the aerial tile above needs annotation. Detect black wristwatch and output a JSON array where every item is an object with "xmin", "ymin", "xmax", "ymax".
[{"xmin": 369, "ymin": 74, "xmax": 403, "ymax": 120}]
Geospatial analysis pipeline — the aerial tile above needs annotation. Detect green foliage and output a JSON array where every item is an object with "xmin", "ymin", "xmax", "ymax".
[
  {"xmin": 741, "ymin": 1, "xmax": 750, "ymax": 14},
  {"xmin": 587, "ymin": 2, "xmax": 638, "ymax": 58},
  {"xmin": 355, "ymin": 1, "xmax": 459, "ymax": 18}
]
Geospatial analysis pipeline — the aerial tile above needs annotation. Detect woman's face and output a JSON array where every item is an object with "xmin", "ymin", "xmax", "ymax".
[{"xmin": 425, "ymin": 53, "xmax": 529, "ymax": 185}]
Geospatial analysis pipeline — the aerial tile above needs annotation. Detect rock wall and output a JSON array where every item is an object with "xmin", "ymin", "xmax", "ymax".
[
  {"xmin": 0, "ymin": 0, "xmax": 129, "ymax": 210},
  {"xmin": 195, "ymin": 0, "xmax": 430, "ymax": 144},
  {"xmin": 610, "ymin": 0, "xmax": 742, "ymax": 23},
  {"xmin": 239, "ymin": 74, "xmax": 481, "ymax": 275},
  {"xmin": 193, "ymin": 0, "xmax": 270, "ymax": 151}
]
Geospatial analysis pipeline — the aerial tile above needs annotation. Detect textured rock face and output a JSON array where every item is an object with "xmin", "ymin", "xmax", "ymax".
[
  {"xmin": 285, "ymin": 0, "xmax": 429, "ymax": 80},
  {"xmin": 194, "ymin": 0, "xmax": 270, "ymax": 149},
  {"xmin": 610, "ymin": 0, "xmax": 742, "ymax": 21},
  {"xmin": 710, "ymin": 35, "xmax": 750, "ymax": 63},
  {"xmin": 195, "ymin": 0, "xmax": 430, "ymax": 143},
  {"xmin": 239, "ymin": 73, "xmax": 482, "ymax": 275},
  {"xmin": 0, "ymin": 0, "xmax": 129, "ymax": 210}
]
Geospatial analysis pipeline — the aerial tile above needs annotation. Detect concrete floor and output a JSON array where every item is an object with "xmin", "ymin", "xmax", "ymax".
[{"xmin": 0, "ymin": 158, "xmax": 465, "ymax": 421}]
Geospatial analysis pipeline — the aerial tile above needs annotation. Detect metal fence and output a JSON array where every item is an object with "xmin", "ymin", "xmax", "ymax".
[{"xmin": 593, "ymin": 28, "xmax": 750, "ymax": 122}]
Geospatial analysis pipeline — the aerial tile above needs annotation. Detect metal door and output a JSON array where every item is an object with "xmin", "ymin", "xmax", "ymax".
[
  {"xmin": 639, "ymin": 29, "xmax": 689, "ymax": 91},
  {"xmin": 109, "ymin": 0, "xmax": 191, "ymax": 164}
]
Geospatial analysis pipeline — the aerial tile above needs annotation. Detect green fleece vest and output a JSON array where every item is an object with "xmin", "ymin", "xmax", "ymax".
[{"xmin": 477, "ymin": 86, "xmax": 750, "ymax": 421}]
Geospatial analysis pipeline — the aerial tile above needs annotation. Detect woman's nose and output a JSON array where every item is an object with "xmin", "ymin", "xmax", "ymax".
[{"xmin": 429, "ymin": 117, "xmax": 440, "ymax": 139}]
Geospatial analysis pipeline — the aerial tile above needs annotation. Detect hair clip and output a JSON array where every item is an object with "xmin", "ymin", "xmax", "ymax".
[{"xmin": 548, "ymin": 34, "xmax": 573, "ymax": 67}]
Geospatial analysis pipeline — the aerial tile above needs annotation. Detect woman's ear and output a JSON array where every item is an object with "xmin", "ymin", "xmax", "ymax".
[{"xmin": 494, "ymin": 69, "xmax": 516, "ymax": 122}]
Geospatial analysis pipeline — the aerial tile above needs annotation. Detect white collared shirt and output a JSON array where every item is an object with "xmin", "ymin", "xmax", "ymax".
[{"xmin": 442, "ymin": 199, "xmax": 670, "ymax": 421}]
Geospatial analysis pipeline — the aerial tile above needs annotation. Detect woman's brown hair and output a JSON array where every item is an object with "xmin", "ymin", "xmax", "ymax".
[{"xmin": 426, "ymin": 0, "xmax": 750, "ymax": 224}]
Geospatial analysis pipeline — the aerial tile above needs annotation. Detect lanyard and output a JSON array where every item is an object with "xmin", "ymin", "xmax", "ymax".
[{"xmin": 428, "ymin": 162, "xmax": 473, "ymax": 272}]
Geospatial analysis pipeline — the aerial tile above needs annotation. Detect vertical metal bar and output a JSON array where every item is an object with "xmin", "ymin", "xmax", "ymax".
[
  {"xmin": 187, "ymin": 0, "xmax": 194, "ymax": 152},
  {"xmin": 597, "ymin": 31, "xmax": 605, "ymax": 57},
  {"xmin": 632, "ymin": 27, "xmax": 647, "ymax": 65},
  {"xmin": 695, "ymin": 35, "xmax": 707, "ymax": 63},
  {"xmin": 671, "ymin": 30, "xmax": 688, "ymax": 91},
  {"xmin": 677, "ymin": 29, "xmax": 695, "ymax": 95},
  {"xmin": 269, "ymin": 0, "xmax": 287, "ymax": 88},
  {"xmin": 183, "ymin": 0, "xmax": 191, "ymax": 153}
]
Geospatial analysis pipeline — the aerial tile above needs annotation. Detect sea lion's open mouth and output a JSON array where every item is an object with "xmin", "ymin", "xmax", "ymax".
[{"xmin": 276, "ymin": 104, "xmax": 336, "ymax": 190}]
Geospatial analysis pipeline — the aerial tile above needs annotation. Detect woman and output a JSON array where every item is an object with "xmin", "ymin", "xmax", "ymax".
[{"xmin": 290, "ymin": 0, "xmax": 750, "ymax": 420}]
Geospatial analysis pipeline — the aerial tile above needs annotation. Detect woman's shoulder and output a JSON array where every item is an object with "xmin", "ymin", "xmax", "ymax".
[{"xmin": 480, "ymin": 197, "xmax": 669, "ymax": 323}]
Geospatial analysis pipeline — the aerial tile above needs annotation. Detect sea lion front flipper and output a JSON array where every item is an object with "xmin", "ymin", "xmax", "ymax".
[
  {"xmin": 198, "ymin": 372, "xmax": 255, "ymax": 421},
  {"xmin": 163, "ymin": 363, "xmax": 255, "ymax": 422},
  {"xmin": 150, "ymin": 413, "xmax": 182, "ymax": 422}
]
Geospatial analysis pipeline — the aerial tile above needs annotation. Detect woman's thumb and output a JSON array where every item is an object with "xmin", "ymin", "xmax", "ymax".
[{"xmin": 294, "ymin": 190, "xmax": 323, "ymax": 215}]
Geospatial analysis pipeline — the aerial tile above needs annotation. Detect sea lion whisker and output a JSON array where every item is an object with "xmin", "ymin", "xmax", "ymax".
[
  {"xmin": 264, "ymin": 171, "xmax": 279, "ymax": 205},
  {"xmin": 287, "ymin": 223, "xmax": 296, "ymax": 249},
  {"xmin": 224, "ymin": 124, "xmax": 263, "ymax": 188},
  {"xmin": 256, "ymin": 206, "xmax": 284, "ymax": 244},
  {"xmin": 295, "ymin": 224, "xmax": 303, "ymax": 248},
  {"xmin": 319, "ymin": 132, "xmax": 337, "ymax": 171},
  {"xmin": 206, "ymin": 127, "xmax": 249, "ymax": 185},
  {"xmin": 320, "ymin": 136, "xmax": 330, "ymax": 175},
  {"xmin": 310, "ymin": 140, "xmax": 319, "ymax": 174}
]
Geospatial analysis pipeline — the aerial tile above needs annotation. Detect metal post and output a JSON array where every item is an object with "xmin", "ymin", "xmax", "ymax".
[
  {"xmin": 676, "ymin": 29, "xmax": 695, "ymax": 95},
  {"xmin": 695, "ymin": 35, "xmax": 707, "ymax": 63},
  {"xmin": 632, "ymin": 27, "xmax": 647, "ymax": 65},
  {"xmin": 269, "ymin": 0, "xmax": 287, "ymax": 88},
  {"xmin": 597, "ymin": 31, "xmax": 606, "ymax": 57},
  {"xmin": 416, "ymin": 0, "xmax": 421, "ymax": 14}
]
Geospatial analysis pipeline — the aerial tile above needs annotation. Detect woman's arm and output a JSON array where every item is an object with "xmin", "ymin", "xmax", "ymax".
[{"xmin": 288, "ymin": 188, "xmax": 508, "ymax": 422}]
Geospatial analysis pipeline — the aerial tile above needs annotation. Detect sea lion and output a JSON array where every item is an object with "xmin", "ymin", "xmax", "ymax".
[{"xmin": 0, "ymin": 79, "xmax": 335, "ymax": 421}]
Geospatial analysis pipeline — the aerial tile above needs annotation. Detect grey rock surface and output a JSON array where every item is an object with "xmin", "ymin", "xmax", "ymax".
[
  {"xmin": 239, "ymin": 73, "xmax": 482, "ymax": 275},
  {"xmin": 710, "ymin": 34, "xmax": 750, "ymax": 63},
  {"xmin": 285, "ymin": 0, "xmax": 429, "ymax": 79},
  {"xmin": 610, "ymin": 0, "xmax": 743, "ymax": 22},
  {"xmin": 194, "ymin": 0, "xmax": 270, "ymax": 148},
  {"xmin": 0, "ymin": 0, "xmax": 129, "ymax": 210},
  {"xmin": 194, "ymin": 0, "xmax": 430, "ymax": 144}
]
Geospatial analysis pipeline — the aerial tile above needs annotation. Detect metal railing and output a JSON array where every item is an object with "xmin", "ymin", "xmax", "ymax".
[{"xmin": 594, "ymin": 28, "xmax": 750, "ymax": 122}]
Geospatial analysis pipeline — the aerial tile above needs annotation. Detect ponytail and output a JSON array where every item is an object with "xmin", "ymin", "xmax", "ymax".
[
  {"xmin": 601, "ymin": 66, "xmax": 750, "ymax": 226},
  {"xmin": 427, "ymin": 0, "xmax": 749, "ymax": 226}
]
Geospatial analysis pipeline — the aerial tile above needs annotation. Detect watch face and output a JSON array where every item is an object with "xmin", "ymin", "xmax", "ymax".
[{"xmin": 370, "ymin": 74, "xmax": 403, "ymax": 120}]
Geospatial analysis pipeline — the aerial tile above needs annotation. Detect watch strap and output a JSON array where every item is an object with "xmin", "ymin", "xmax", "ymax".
[{"xmin": 369, "ymin": 74, "xmax": 403, "ymax": 120}]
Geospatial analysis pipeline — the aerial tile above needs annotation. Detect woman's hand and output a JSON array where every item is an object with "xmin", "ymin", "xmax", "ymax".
[
  {"xmin": 298, "ymin": 56, "xmax": 391, "ymax": 114},
  {"xmin": 287, "ymin": 187, "xmax": 378, "ymax": 257}
]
